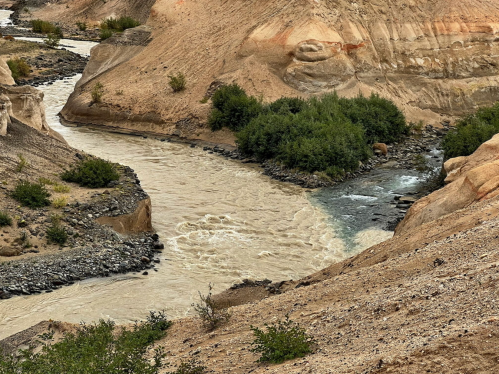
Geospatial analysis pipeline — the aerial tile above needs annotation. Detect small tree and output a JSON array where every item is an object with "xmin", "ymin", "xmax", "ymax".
[
  {"xmin": 192, "ymin": 284, "xmax": 230, "ymax": 331},
  {"xmin": 44, "ymin": 33, "xmax": 60, "ymax": 48}
]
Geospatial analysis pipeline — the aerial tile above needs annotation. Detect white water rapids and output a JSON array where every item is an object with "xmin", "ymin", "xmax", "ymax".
[{"xmin": 0, "ymin": 24, "xmax": 395, "ymax": 340}]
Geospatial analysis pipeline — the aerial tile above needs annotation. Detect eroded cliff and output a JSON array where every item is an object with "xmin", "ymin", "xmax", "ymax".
[{"xmin": 53, "ymin": 0, "xmax": 499, "ymax": 140}]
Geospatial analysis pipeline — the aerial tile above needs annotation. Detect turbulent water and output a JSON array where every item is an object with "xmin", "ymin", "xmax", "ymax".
[{"xmin": 0, "ymin": 23, "xmax": 434, "ymax": 340}]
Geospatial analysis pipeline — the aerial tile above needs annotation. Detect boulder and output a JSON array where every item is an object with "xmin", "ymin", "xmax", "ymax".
[
  {"xmin": 0, "ymin": 58, "xmax": 15, "ymax": 86},
  {"xmin": 373, "ymin": 143, "xmax": 388, "ymax": 156},
  {"xmin": 396, "ymin": 134, "xmax": 499, "ymax": 235}
]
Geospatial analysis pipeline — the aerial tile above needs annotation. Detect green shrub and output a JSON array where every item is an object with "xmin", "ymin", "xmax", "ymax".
[
  {"xmin": 168, "ymin": 359, "xmax": 206, "ymax": 374},
  {"xmin": 442, "ymin": 102, "xmax": 499, "ymax": 159},
  {"xmin": 44, "ymin": 33, "xmax": 60, "ymax": 48},
  {"xmin": 0, "ymin": 211, "xmax": 12, "ymax": 227},
  {"xmin": 61, "ymin": 158, "xmax": 119, "ymax": 188},
  {"xmin": 91, "ymin": 82, "xmax": 104, "ymax": 103},
  {"xmin": 192, "ymin": 284, "xmax": 231, "ymax": 331},
  {"xmin": 100, "ymin": 16, "xmax": 140, "ymax": 31},
  {"xmin": 76, "ymin": 21, "xmax": 87, "ymax": 31},
  {"xmin": 208, "ymin": 84, "xmax": 263, "ymax": 131},
  {"xmin": 31, "ymin": 19, "xmax": 63, "ymax": 36},
  {"xmin": 0, "ymin": 317, "xmax": 170, "ymax": 373},
  {"xmin": 168, "ymin": 72, "xmax": 186, "ymax": 92},
  {"xmin": 250, "ymin": 315, "xmax": 314, "ymax": 364},
  {"xmin": 237, "ymin": 94, "xmax": 371, "ymax": 177},
  {"xmin": 52, "ymin": 196, "xmax": 68, "ymax": 209},
  {"xmin": 46, "ymin": 223, "xmax": 68, "ymax": 245},
  {"xmin": 268, "ymin": 97, "xmax": 307, "ymax": 115},
  {"xmin": 99, "ymin": 28, "xmax": 113, "ymax": 40},
  {"xmin": 11, "ymin": 180, "xmax": 51, "ymax": 208},
  {"xmin": 16, "ymin": 153, "xmax": 29, "ymax": 172},
  {"xmin": 338, "ymin": 93, "xmax": 408, "ymax": 144},
  {"xmin": 7, "ymin": 59, "xmax": 30, "ymax": 80}
]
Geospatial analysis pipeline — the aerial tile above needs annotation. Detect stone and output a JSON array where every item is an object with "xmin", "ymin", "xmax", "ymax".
[{"xmin": 373, "ymin": 143, "xmax": 388, "ymax": 156}]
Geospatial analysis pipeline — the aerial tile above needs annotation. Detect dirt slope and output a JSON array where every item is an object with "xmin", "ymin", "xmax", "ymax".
[{"xmin": 47, "ymin": 0, "xmax": 499, "ymax": 141}]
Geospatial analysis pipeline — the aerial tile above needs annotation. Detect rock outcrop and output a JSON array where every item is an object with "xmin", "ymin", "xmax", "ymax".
[
  {"xmin": 396, "ymin": 134, "xmax": 499, "ymax": 235},
  {"xmin": 52, "ymin": 0, "xmax": 499, "ymax": 140},
  {"xmin": 0, "ymin": 58, "xmax": 15, "ymax": 86}
]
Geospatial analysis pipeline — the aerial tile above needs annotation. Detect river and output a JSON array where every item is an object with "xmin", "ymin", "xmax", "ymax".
[{"xmin": 0, "ymin": 15, "xmax": 436, "ymax": 340}]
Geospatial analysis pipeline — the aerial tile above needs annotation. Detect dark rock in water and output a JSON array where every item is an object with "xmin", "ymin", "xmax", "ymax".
[
  {"xmin": 142, "ymin": 271, "xmax": 149, "ymax": 275},
  {"xmin": 153, "ymin": 241, "xmax": 164, "ymax": 250},
  {"xmin": 152, "ymin": 233, "xmax": 159, "ymax": 241}
]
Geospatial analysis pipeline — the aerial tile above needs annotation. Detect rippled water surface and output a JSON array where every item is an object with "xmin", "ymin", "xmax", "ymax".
[{"xmin": 0, "ymin": 28, "xmax": 434, "ymax": 340}]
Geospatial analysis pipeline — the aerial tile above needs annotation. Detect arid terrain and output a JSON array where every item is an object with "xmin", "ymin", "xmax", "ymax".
[{"xmin": 14, "ymin": 0, "xmax": 499, "ymax": 143}]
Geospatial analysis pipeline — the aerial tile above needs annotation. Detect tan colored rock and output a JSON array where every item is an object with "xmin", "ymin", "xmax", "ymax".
[
  {"xmin": 396, "ymin": 134, "xmax": 499, "ymax": 235},
  {"xmin": 0, "ymin": 94, "xmax": 13, "ymax": 136},
  {"xmin": 96, "ymin": 197, "xmax": 153, "ymax": 234},
  {"xmin": 47, "ymin": 0, "xmax": 499, "ymax": 140},
  {"xmin": 373, "ymin": 143, "xmax": 388, "ymax": 156},
  {"xmin": 0, "ymin": 58, "xmax": 15, "ymax": 86}
]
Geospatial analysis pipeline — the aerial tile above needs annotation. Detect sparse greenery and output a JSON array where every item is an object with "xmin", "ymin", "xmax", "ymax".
[
  {"xmin": 44, "ymin": 33, "xmax": 60, "ymax": 48},
  {"xmin": 250, "ymin": 315, "xmax": 314, "ymax": 364},
  {"xmin": 61, "ymin": 158, "xmax": 119, "ymax": 188},
  {"xmin": 38, "ymin": 177, "xmax": 55, "ymax": 185},
  {"xmin": 168, "ymin": 359, "xmax": 206, "ymax": 374},
  {"xmin": 99, "ymin": 28, "xmax": 113, "ymax": 40},
  {"xmin": 52, "ymin": 196, "xmax": 68, "ymax": 209},
  {"xmin": 53, "ymin": 184, "xmax": 70, "ymax": 193},
  {"xmin": 91, "ymin": 82, "xmax": 104, "ymax": 103},
  {"xmin": 0, "ymin": 211, "xmax": 12, "ymax": 227},
  {"xmin": 16, "ymin": 153, "xmax": 29, "ymax": 172},
  {"xmin": 7, "ymin": 58, "xmax": 30, "ymax": 81},
  {"xmin": 168, "ymin": 72, "xmax": 186, "ymax": 93},
  {"xmin": 46, "ymin": 221, "xmax": 68, "ymax": 245},
  {"xmin": 442, "ymin": 102, "xmax": 499, "ymax": 159},
  {"xmin": 11, "ymin": 180, "xmax": 51, "ymax": 208},
  {"xmin": 100, "ymin": 16, "xmax": 141, "ymax": 32},
  {"xmin": 31, "ymin": 19, "xmax": 63, "ymax": 37},
  {"xmin": 76, "ymin": 21, "xmax": 87, "ymax": 31},
  {"xmin": 192, "ymin": 284, "xmax": 231, "ymax": 331},
  {"xmin": 0, "ymin": 315, "xmax": 171, "ymax": 373}
]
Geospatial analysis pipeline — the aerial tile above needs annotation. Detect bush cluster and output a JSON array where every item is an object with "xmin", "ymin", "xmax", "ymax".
[
  {"xmin": 209, "ymin": 85, "xmax": 408, "ymax": 177},
  {"xmin": 192, "ymin": 284, "xmax": 231, "ymax": 331},
  {"xmin": 44, "ymin": 33, "xmax": 60, "ymax": 48},
  {"xmin": 11, "ymin": 180, "xmax": 51, "ymax": 208},
  {"xmin": 7, "ymin": 58, "xmax": 30, "ymax": 80},
  {"xmin": 91, "ymin": 82, "xmax": 104, "ymax": 103},
  {"xmin": 76, "ymin": 21, "xmax": 87, "ymax": 31},
  {"xmin": 61, "ymin": 158, "xmax": 119, "ymax": 188},
  {"xmin": 0, "ymin": 315, "xmax": 171, "ymax": 373},
  {"xmin": 100, "ymin": 16, "xmax": 140, "ymax": 32},
  {"xmin": 250, "ymin": 315, "xmax": 314, "ymax": 363},
  {"xmin": 31, "ymin": 19, "xmax": 63, "ymax": 37},
  {"xmin": 442, "ymin": 102, "xmax": 499, "ymax": 159}
]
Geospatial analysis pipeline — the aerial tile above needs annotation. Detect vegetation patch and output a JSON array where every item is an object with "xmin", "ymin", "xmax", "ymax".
[
  {"xmin": 442, "ymin": 102, "xmax": 499, "ymax": 159},
  {"xmin": 52, "ymin": 196, "xmax": 68, "ymax": 209},
  {"xmin": 100, "ymin": 16, "xmax": 141, "ymax": 31},
  {"xmin": 168, "ymin": 359, "xmax": 206, "ymax": 374},
  {"xmin": 91, "ymin": 82, "xmax": 104, "ymax": 103},
  {"xmin": 0, "ymin": 313, "xmax": 171, "ymax": 373},
  {"xmin": 46, "ymin": 219, "xmax": 68, "ymax": 245},
  {"xmin": 192, "ymin": 284, "xmax": 231, "ymax": 331},
  {"xmin": 44, "ymin": 33, "xmax": 60, "ymax": 48},
  {"xmin": 168, "ymin": 72, "xmax": 186, "ymax": 93},
  {"xmin": 209, "ymin": 85, "xmax": 408, "ymax": 178},
  {"xmin": 61, "ymin": 158, "xmax": 119, "ymax": 188},
  {"xmin": 11, "ymin": 180, "xmax": 51, "ymax": 208},
  {"xmin": 250, "ymin": 315, "xmax": 315, "ymax": 364},
  {"xmin": 7, "ymin": 59, "xmax": 30, "ymax": 81},
  {"xmin": 0, "ymin": 211, "xmax": 12, "ymax": 227},
  {"xmin": 76, "ymin": 21, "xmax": 87, "ymax": 31},
  {"xmin": 99, "ymin": 29, "xmax": 113, "ymax": 40},
  {"xmin": 31, "ymin": 19, "xmax": 63, "ymax": 37}
]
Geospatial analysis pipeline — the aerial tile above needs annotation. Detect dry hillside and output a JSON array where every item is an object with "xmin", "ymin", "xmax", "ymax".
[{"xmin": 19, "ymin": 0, "xmax": 499, "ymax": 142}]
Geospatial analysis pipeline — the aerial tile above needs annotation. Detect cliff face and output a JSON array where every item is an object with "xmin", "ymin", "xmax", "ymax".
[{"xmin": 55, "ymin": 0, "xmax": 499, "ymax": 139}]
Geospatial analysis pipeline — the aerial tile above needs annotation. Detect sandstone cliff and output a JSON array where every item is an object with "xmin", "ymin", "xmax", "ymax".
[{"xmin": 52, "ymin": 0, "xmax": 499, "ymax": 140}]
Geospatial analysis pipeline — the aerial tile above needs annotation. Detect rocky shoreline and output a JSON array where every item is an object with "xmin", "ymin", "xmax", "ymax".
[
  {"xmin": 0, "ymin": 164, "xmax": 164, "ymax": 300},
  {"xmin": 200, "ymin": 124, "xmax": 448, "ymax": 189}
]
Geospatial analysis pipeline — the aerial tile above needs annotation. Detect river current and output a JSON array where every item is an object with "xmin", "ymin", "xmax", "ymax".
[{"xmin": 0, "ymin": 20, "xmax": 434, "ymax": 340}]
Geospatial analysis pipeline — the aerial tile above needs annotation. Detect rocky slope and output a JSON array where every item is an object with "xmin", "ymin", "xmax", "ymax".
[{"xmin": 27, "ymin": 0, "xmax": 497, "ymax": 141}]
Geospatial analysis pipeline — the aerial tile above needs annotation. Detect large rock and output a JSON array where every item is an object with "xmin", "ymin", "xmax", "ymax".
[
  {"xmin": 0, "ymin": 58, "xmax": 15, "ymax": 86},
  {"xmin": 0, "ymin": 94, "xmax": 13, "ymax": 136},
  {"xmin": 396, "ymin": 134, "xmax": 499, "ymax": 235}
]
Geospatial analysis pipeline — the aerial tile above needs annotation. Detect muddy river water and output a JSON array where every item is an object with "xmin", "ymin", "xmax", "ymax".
[{"xmin": 0, "ymin": 21, "xmax": 434, "ymax": 340}]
